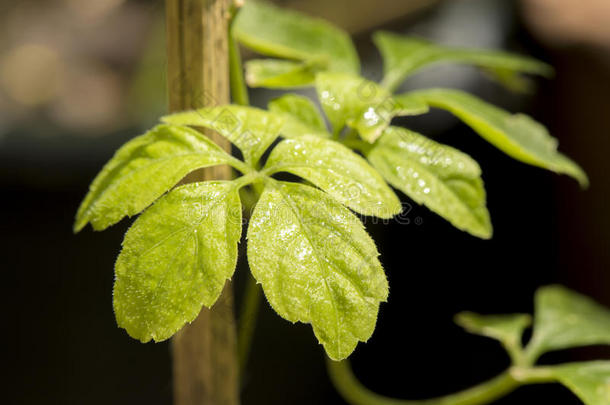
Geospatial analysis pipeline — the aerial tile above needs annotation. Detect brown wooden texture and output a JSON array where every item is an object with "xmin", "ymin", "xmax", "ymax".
[{"xmin": 166, "ymin": 0, "xmax": 239, "ymax": 404}]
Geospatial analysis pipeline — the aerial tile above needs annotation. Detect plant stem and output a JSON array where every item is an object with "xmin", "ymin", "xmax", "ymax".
[
  {"xmin": 237, "ymin": 273, "xmax": 263, "ymax": 375},
  {"xmin": 326, "ymin": 359, "xmax": 559, "ymax": 405},
  {"xmin": 380, "ymin": 73, "xmax": 404, "ymax": 94},
  {"xmin": 229, "ymin": 3, "xmax": 249, "ymax": 106},
  {"xmin": 166, "ymin": 1, "xmax": 239, "ymax": 404},
  {"xmin": 341, "ymin": 129, "xmax": 374, "ymax": 155},
  {"xmin": 502, "ymin": 341, "xmax": 529, "ymax": 368},
  {"xmin": 227, "ymin": 3, "xmax": 265, "ymax": 379}
]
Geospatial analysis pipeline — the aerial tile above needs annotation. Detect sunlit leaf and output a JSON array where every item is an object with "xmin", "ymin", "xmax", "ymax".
[
  {"xmin": 162, "ymin": 105, "xmax": 283, "ymax": 165},
  {"xmin": 373, "ymin": 31, "xmax": 553, "ymax": 91},
  {"xmin": 245, "ymin": 59, "xmax": 320, "ymax": 88},
  {"xmin": 74, "ymin": 124, "xmax": 236, "ymax": 232},
  {"xmin": 368, "ymin": 127, "xmax": 491, "ymax": 238},
  {"xmin": 233, "ymin": 1, "xmax": 359, "ymax": 78},
  {"xmin": 264, "ymin": 135, "xmax": 401, "ymax": 218},
  {"xmin": 409, "ymin": 88, "xmax": 588, "ymax": 186},
  {"xmin": 316, "ymin": 72, "xmax": 427, "ymax": 141},
  {"xmin": 268, "ymin": 94, "xmax": 330, "ymax": 139},
  {"xmin": 526, "ymin": 285, "xmax": 610, "ymax": 361},
  {"xmin": 550, "ymin": 361, "xmax": 610, "ymax": 405},
  {"xmin": 114, "ymin": 181, "xmax": 242, "ymax": 342},
  {"xmin": 247, "ymin": 180, "xmax": 388, "ymax": 360}
]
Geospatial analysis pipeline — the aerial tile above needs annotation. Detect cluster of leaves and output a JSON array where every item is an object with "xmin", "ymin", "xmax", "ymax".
[
  {"xmin": 75, "ymin": 0, "xmax": 589, "ymax": 364},
  {"xmin": 455, "ymin": 285, "xmax": 610, "ymax": 405}
]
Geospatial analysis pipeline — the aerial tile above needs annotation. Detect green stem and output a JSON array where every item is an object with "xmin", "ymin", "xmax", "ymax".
[
  {"xmin": 229, "ymin": 3, "xmax": 249, "ymax": 106},
  {"xmin": 326, "ymin": 359, "xmax": 547, "ymax": 405},
  {"xmin": 509, "ymin": 366, "xmax": 556, "ymax": 385},
  {"xmin": 232, "ymin": 171, "xmax": 262, "ymax": 189},
  {"xmin": 340, "ymin": 128, "xmax": 374, "ymax": 155},
  {"xmin": 502, "ymin": 340, "xmax": 529, "ymax": 368},
  {"xmin": 237, "ymin": 273, "xmax": 263, "ymax": 376},
  {"xmin": 227, "ymin": 3, "xmax": 265, "ymax": 380},
  {"xmin": 228, "ymin": 155, "xmax": 255, "ymax": 175},
  {"xmin": 380, "ymin": 72, "xmax": 404, "ymax": 94}
]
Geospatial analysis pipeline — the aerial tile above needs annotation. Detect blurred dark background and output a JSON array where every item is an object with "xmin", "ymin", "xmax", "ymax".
[{"xmin": 3, "ymin": 0, "xmax": 609, "ymax": 404}]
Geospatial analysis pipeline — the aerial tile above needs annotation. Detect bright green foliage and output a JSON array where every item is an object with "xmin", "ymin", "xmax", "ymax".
[
  {"xmin": 526, "ymin": 285, "xmax": 610, "ymax": 361},
  {"xmin": 268, "ymin": 94, "xmax": 330, "ymax": 138},
  {"xmin": 77, "ymin": 2, "xmax": 595, "ymax": 390},
  {"xmin": 373, "ymin": 31, "xmax": 553, "ymax": 91},
  {"xmin": 549, "ymin": 361, "xmax": 610, "ymax": 405},
  {"xmin": 114, "ymin": 181, "xmax": 242, "ymax": 342},
  {"xmin": 368, "ymin": 127, "xmax": 491, "ymax": 238},
  {"xmin": 410, "ymin": 88, "xmax": 588, "ymax": 186},
  {"xmin": 74, "ymin": 124, "xmax": 236, "ymax": 232},
  {"xmin": 265, "ymin": 135, "xmax": 401, "ymax": 218},
  {"xmin": 245, "ymin": 59, "xmax": 320, "ymax": 88},
  {"xmin": 162, "ymin": 105, "xmax": 283, "ymax": 166},
  {"xmin": 316, "ymin": 72, "xmax": 427, "ymax": 141},
  {"xmin": 247, "ymin": 180, "xmax": 388, "ymax": 360},
  {"xmin": 80, "ymin": 101, "xmax": 398, "ymax": 359},
  {"xmin": 233, "ymin": 1, "xmax": 359, "ymax": 77}
]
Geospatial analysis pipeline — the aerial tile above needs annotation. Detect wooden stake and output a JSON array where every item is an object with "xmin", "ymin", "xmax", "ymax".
[{"xmin": 166, "ymin": 0, "xmax": 239, "ymax": 404}]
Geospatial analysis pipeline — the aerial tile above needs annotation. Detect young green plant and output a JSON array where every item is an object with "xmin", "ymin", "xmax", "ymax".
[{"xmin": 75, "ymin": 2, "xmax": 606, "ymax": 404}]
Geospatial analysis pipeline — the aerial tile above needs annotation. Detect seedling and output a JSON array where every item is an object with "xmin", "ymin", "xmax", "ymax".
[{"xmin": 75, "ymin": 2, "xmax": 608, "ymax": 404}]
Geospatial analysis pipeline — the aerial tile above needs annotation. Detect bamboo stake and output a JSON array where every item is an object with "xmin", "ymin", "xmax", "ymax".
[{"xmin": 166, "ymin": 1, "xmax": 239, "ymax": 404}]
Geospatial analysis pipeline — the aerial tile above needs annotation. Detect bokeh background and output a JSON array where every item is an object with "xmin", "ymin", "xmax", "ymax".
[{"xmin": 3, "ymin": 0, "xmax": 610, "ymax": 404}]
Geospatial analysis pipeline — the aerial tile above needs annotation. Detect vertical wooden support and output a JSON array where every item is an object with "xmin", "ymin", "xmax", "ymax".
[{"xmin": 166, "ymin": 1, "xmax": 239, "ymax": 404}]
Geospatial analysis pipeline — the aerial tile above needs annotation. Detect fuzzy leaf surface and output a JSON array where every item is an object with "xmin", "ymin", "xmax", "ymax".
[
  {"xmin": 74, "ymin": 124, "xmax": 235, "ymax": 232},
  {"xmin": 114, "ymin": 181, "xmax": 242, "ymax": 342},
  {"xmin": 162, "ymin": 105, "xmax": 283, "ymax": 165},
  {"xmin": 368, "ymin": 127, "xmax": 491, "ymax": 238},
  {"xmin": 265, "ymin": 135, "xmax": 401, "ymax": 218},
  {"xmin": 247, "ymin": 181, "xmax": 388, "ymax": 360}
]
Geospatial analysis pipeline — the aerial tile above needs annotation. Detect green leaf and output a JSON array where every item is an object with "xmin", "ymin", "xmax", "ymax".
[
  {"xmin": 114, "ymin": 181, "xmax": 242, "ymax": 342},
  {"xmin": 264, "ymin": 135, "xmax": 401, "ymax": 218},
  {"xmin": 316, "ymin": 72, "xmax": 427, "ymax": 141},
  {"xmin": 456, "ymin": 312, "xmax": 530, "ymax": 364},
  {"xmin": 368, "ymin": 127, "xmax": 491, "ymax": 238},
  {"xmin": 409, "ymin": 88, "xmax": 588, "ymax": 187},
  {"xmin": 482, "ymin": 66, "xmax": 536, "ymax": 93},
  {"xmin": 373, "ymin": 31, "xmax": 553, "ymax": 91},
  {"xmin": 233, "ymin": 1, "xmax": 359, "ymax": 78},
  {"xmin": 74, "ymin": 124, "xmax": 236, "ymax": 232},
  {"xmin": 456, "ymin": 312, "xmax": 531, "ymax": 346},
  {"xmin": 550, "ymin": 361, "xmax": 610, "ymax": 405},
  {"xmin": 526, "ymin": 285, "xmax": 610, "ymax": 361},
  {"xmin": 245, "ymin": 59, "xmax": 320, "ymax": 88},
  {"xmin": 393, "ymin": 93, "xmax": 430, "ymax": 115},
  {"xmin": 268, "ymin": 94, "xmax": 330, "ymax": 139},
  {"xmin": 247, "ymin": 180, "xmax": 388, "ymax": 360},
  {"xmin": 162, "ymin": 105, "xmax": 283, "ymax": 165}
]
